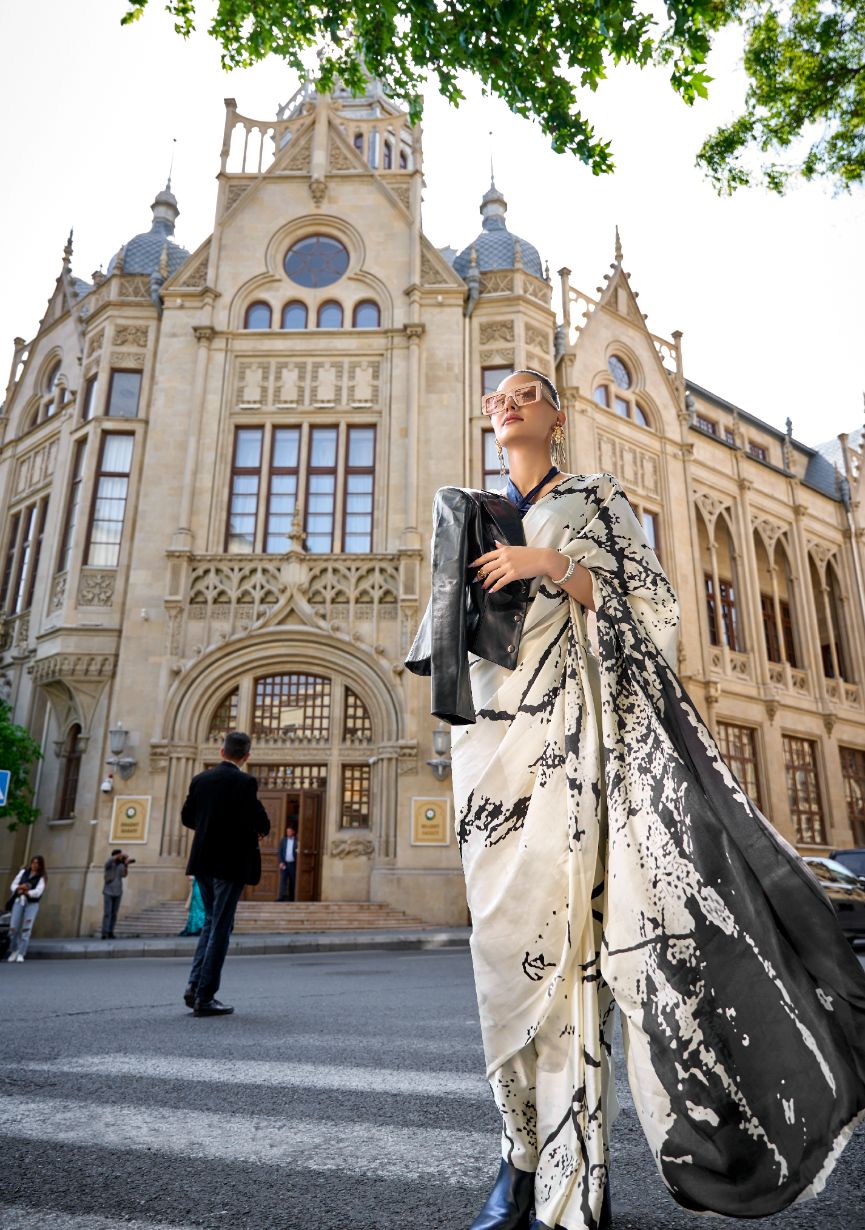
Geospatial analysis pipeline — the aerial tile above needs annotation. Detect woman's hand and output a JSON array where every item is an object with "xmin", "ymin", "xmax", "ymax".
[{"xmin": 469, "ymin": 542, "xmax": 563, "ymax": 592}]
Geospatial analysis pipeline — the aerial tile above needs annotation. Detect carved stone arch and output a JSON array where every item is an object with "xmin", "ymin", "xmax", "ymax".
[
  {"xmin": 229, "ymin": 271, "xmax": 282, "ymax": 330},
  {"xmin": 36, "ymin": 346, "xmax": 65, "ymax": 392},
  {"xmin": 806, "ymin": 539, "xmax": 838, "ymax": 580},
  {"xmin": 343, "ymin": 269, "xmax": 395, "ymax": 328},
  {"xmin": 693, "ymin": 490, "xmax": 730, "ymax": 539},
  {"xmin": 603, "ymin": 340, "xmax": 644, "ymax": 392},
  {"xmin": 162, "ymin": 628, "xmax": 404, "ymax": 748}
]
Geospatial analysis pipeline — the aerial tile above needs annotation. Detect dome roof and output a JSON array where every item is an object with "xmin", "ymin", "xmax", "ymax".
[
  {"xmin": 453, "ymin": 179, "xmax": 544, "ymax": 281},
  {"xmin": 107, "ymin": 183, "xmax": 190, "ymax": 278}
]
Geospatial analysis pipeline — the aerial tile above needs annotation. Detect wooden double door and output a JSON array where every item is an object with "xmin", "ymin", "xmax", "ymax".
[{"xmin": 243, "ymin": 789, "xmax": 324, "ymax": 902}]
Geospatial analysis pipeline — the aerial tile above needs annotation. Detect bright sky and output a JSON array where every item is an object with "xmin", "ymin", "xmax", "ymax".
[{"xmin": 1, "ymin": 2, "xmax": 862, "ymax": 448}]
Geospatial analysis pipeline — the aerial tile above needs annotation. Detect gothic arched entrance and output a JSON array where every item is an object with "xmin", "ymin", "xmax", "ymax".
[{"xmin": 158, "ymin": 631, "xmax": 405, "ymax": 904}]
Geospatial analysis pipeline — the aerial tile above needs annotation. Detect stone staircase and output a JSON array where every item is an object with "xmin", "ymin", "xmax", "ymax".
[{"xmin": 107, "ymin": 900, "xmax": 429, "ymax": 938}]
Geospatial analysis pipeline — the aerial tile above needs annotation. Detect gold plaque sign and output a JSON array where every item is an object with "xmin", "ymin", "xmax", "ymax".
[
  {"xmin": 109, "ymin": 795, "xmax": 151, "ymax": 844},
  {"xmin": 410, "ymin": 797, "xmax": 450, "ymax": 846}
]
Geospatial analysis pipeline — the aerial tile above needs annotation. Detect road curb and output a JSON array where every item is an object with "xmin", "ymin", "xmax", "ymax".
[{"xmin": 23, "ymin": 927, "xmax": 472, "ymax": 961}]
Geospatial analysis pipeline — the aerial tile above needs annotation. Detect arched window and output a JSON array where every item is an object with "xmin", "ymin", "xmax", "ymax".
[
  {"xmin": 42, "ymin": 360, "xmax": 61, "ymax": 421},
  {"xmin": 281, "ymin": 301, "xmax": 307, "ymax": 330},
  {"xmin": 633, "ymin": 402, "xmax": 649, "ymax": 428},
  {"xmin": 317, "ymin": 301, "xmax": 343, "ymax": 329},
  {"xmin": 593, "ymin": 385, "xmax": 609, "ymax": 408},
  {"xmin": 608, "ymin": 355, "xmax": 631, "ymax": 388},
  {"xmin": 57, "ymin": 723, "xmax": 82, "ymax": 819},
  {"xmin": 343, "ymin": 687, "xmax": 373, "ymax": 743},
  {"xmin": 208, "ymin": 688, "xmax": 239, "ymax": 740},
  {"xmin": 244, "ymin": 302, "xmax": 272, "ymax": 330},
  {"xmin": 399, "ymin": 150, "xmax": 408, "ymax": 170},
  {"xmin": 383, "ymin": 140, "xmax": 393, "ymax": 170},
  {"xmin": 352, "ymin": 300, "xmax": 380, "ymax": 328},
  {"xmin": 812, "ymin": 556, "xmax": 853, "ymax": 681},
  {"xmin": 353, "ymin": 132, "xmax": 364, "ymax": 153}
]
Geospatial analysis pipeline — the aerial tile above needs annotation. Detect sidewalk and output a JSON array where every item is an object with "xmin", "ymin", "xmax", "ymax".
[{"xmin": 24, "ymin": 927, "xmax": 472, "ymax": 961}]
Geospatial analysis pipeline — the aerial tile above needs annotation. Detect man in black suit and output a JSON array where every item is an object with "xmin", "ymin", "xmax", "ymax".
[
  {"xmin": 277, "ymin": 822, "xmax": 297, "ymax": 901},
  {"xmin": 180, "ymin": 730, "xmax": 270, "ymax": 1016}
]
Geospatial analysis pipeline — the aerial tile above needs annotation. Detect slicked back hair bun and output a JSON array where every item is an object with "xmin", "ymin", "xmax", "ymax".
[{"xmin": 509, "ymin": 368, "xmax": 560, "ymax": 410}]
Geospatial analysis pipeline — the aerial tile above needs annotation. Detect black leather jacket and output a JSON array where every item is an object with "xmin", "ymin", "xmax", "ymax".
[{"xmin": 405, "ymin": 486, "xmax": 531, "ymax": 725}]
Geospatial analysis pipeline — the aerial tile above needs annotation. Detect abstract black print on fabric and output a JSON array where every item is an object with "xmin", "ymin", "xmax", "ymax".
[{"xmin": 447, "ymin": 472, "xmax": 865, "ymax": 1230}]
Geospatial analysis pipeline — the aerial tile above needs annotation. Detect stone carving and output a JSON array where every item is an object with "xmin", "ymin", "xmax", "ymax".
[
  {"xmin": 694, "ymin": 490, "xmax": 728, "ymax": 531},
  {"xmin": 225, "ymin": 182, "xmax": 251, "ymax": 211},
  {"xmin": 85, "ymin": 327, "xmax": 105, "ymax": 357},
  {"xmin": 479, "ymin": 348, "xmax": 515, "ymax": 366},
  {"xmin": 235, "ymin": 360, "xmax": 270, "ymax": 407},
  {"xmin": 311, "ymin": 361, "xmax": 343, "ymax": 406},
  {"xmin": 479, "ymin": 271, "xmax": 514, "ymax": 295},
  {"xmin": 807, "ymin": 539, "xmax": 837, "ymax": 570},
  {"xmin": 521, "ymin": 276, "xmax": 551, "ymax": 303},
  {"xmin": 283, "ymin": 134, "xmax": 312, "ymax": 171},
  {"xmin": 347, "ymin": 360, "xmax": 380, "ymax": 406},
  {"xmin": 329, "ymin": 142, "xmax": 354, "ymax": 171},
  {"xmin": 479, "ymin": 320, "xmax": 515, "ymax": 345},
  {"xmin": 29, "ymin": 653, "xmax": 116, "ymax": 684},
  {"xmin": 309, "ymin": 178, "xmax": 327, "ymax": 206},
  {"xmin": 752, "ymin": 516, "xmax": 787, "ymax": 554},
  {"xmin": 118, "ymin": 277, "xmax": 151, "ymax": 300},
  {"xmin": 77, "ymin": 571, "xmax": 116, "ymax": 607},
  {"xmin": 597, "ymin": 434, "xmax": 660, "ymax": 496},
  {"xmin": 15, "ymin": 438, "xmax": 58, "ymax": 497},
  {"xmin": 109, "ymin": 350, "xmax": 146, "ymax": 369},
  {"xmin": 176, "ymin": 250, "xmax": 209, "ymax": 288},
  {"xmin": 273, "ymin": 361, "xmax": 305, "ymax": 407},
  {"xmin": 113, "ymin": 325, "xmax": 149, "ymax": 348},
  {"xmin": 525, "ymin": 324, "xmax": 550, "ymax": 352},
  {"xmin": 330, "ymin": 836, "xmax": 375, "ymax": 858},
  {"xmin": 388, "ymin": 182, "xmax": 412, "ymax": 211},
  {"xmin": 49, "ymin": 573, "xmax": 67, "ymax": 613}
]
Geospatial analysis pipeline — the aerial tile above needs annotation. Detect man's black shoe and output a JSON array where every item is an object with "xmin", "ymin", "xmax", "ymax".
[
  {"xmin": 193, "ymin": 997, "xmax": 234, "ymax": 1016},
  {"xmin": 183, "ymin": 984, "xmax": 197, "ymax": 1008}
]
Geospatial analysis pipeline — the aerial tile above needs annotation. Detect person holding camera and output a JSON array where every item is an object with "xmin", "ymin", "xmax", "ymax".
[
  {"xmin": 102, "ymin": 849, "xmax": 133, "ymax": 939},
  {"xmin": 6, "ymin": 855, "xmax": 47, "ymax": 962}
]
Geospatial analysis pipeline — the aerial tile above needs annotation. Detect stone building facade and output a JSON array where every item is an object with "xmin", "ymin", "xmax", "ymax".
[{"xmin": 1, "ymin": 78, "xmax": 863, "ymax": 937}]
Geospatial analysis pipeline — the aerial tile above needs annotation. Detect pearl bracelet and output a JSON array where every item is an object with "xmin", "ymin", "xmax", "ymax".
[{"xmin": 551, "ymin": 554, "xmax": 576, "ymax": 585}]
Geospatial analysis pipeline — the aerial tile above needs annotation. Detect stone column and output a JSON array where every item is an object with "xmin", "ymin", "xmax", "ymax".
[{"xmin": 172, "ymin": 325, "xmax": 215, "ymax": 551}]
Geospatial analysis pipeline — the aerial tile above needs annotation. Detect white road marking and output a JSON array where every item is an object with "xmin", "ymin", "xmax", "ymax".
[
  {"xmin": 0, "ymin": 1208, "xmax": 197, "ymax": 1230},
  {"xmin": 13, "ymin": 1053, "xmax": 489, "ymax": 1099},
  {"xmin": 0, "ymin": 1094, "xmax": 494, "ymax": 1183}
]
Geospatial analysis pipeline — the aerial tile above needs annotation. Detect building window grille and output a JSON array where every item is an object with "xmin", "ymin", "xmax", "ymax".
[
  {"xmin": 266, "ymin": 428, "xmax": 300, "ymax": 552},
  {"xmin": 343, "ymin": 426, "xmax": 375, "ymax": 553},
  {"xmin": 840, "ymin": 746, "xmax": 865, "ymax": 845},
  {"xmin": 705, "ymin": 573, "xmax": 740, "ymax": 651},
  {"xmin": 783, "ymin": 735, "xmax": 826, "ymax": 845},
  {"xmin": 340, "ymin": 763, "xmax": 371, "ymax": 828},
  {"xmin": 226, "ymin": 428, "xmax": 263, "ymax": 553},
  {"xmin": 208, "ymin": 689, "xmax": 239, "ymax": 740},
  {"xmin": 760, "ymin": 593, "xmax": 798, "ymax": 667},
  {"xmin": 253, "ymin": 673, "xmax": 332, "ymax": 741},
  {"xmin": 717, "ymin": 722, "xmax": 762, "ymax": 809},
  {"xmin": 250, "ymin": 763, "xmax": 328, "ymax": 790},
  {"xmin": 343, "ymin": 688, "xmax": 373, "ymax": 744}
]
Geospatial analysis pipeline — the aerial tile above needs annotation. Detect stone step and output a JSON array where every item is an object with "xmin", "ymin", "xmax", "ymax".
[{"xmin": 104, "ymin": 899, "xmax": 429, "ymax": 937}]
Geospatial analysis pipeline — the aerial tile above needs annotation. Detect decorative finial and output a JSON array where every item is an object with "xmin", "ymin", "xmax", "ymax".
[
  {"xmin": 544, "ymin": 259, "xmax": 551, "ymax": 283},
  {"xmin": 489, "ymin": 130, "xmax": 495, "ymax": 186},
  {"xmin": 785, "ymin": 416, "xmax": 793, "ymax": 438},
  {"xmin": 63, "ymin": 228, "xmax": 74, "ymax": 266},
  {"xmin": 288, "ymin": 505, "xmax": 305, "ymax": 549},
  {"xmin": 614, "ymin": 225, "xmax": 623, "ymax": 264},
  {"xmin": 167, "ymin": 137, "xmax": 177, "ymax": 192},
  {"xmin": 513, "ymin": 238, "xmax": 523, "ymax": 270}
]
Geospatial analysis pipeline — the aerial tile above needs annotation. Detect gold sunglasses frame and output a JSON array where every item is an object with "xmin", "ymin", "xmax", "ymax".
[{"xmin": 481, "ymin": 380, "xmax": 554, "ymax": 417}]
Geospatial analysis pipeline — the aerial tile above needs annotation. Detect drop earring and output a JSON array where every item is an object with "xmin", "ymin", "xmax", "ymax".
[
  {"xmin": 496, "ymin": 440, "xmax": 507, "ymax": 477},
  {"xmin": 550, "ymin": 423, "xmax": 567, "ymax": 469}
]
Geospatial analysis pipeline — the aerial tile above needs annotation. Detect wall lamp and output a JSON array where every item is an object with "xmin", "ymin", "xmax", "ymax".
[
  {"xmin": 426, "ymin": 721, "xmax": 452, "ymax": 781},
  {"xmin": 105, "ymin": 722, "xmax": 137, "ymax": 781}
]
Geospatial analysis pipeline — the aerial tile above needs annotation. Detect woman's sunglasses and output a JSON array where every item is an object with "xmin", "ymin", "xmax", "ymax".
[{"xmin": 481, "ymin": 381, "xmax": 555, "ymax": 417}]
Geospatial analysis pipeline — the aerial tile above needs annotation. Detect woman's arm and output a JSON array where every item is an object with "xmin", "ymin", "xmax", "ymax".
[{"xmin": 471, "ymin": 543, "xmax": 595, "ymax": 610}]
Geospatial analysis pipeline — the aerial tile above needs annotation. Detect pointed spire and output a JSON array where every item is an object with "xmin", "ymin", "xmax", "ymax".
[
  {"xmin": 150, "ymin": 180, "xmax": 179, "ymax": 237},
  {"xmin": 614, "ymin": 225, "xmax": 623, "ymax": 265},
  {"xmin": 63, "ymin": 228, "xmax": 74, "ymax": 267}
]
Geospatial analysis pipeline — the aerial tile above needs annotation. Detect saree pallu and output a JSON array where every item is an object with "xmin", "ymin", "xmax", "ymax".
[{"xmin": 450, "ymin": 472, "xmax": 865, "ymax": 1229}]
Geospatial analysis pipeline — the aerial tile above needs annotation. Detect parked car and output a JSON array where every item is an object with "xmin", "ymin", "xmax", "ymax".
[
  {"xmin": 803, "ymin": 857, "xmax": 865, "ymax": 941},
  {"xmin": 829, "ymin": 847, "xmax": 865, "ymax": 881}
]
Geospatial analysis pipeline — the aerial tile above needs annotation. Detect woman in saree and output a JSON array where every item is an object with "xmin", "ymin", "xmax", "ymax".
[{"xmin": 443, "ymin": 369, "xmax": 865, "ymax": 1230}]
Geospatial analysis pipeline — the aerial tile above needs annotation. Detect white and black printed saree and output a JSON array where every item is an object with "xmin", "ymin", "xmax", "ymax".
[{"xmin": 449, "ymin": 471, "xmax": 865, "ymax": 1228}]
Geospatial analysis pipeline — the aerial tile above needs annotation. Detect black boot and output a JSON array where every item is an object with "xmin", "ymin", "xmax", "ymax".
[
  {"xmin": 470, "ymin": 1158, "xmax": 535, "ymax": 1230},
  {"xmin": 530, "ymin": 1179, "xmax": 612, "ymax": 1230}
]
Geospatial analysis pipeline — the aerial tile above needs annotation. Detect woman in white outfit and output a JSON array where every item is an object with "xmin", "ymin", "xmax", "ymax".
[
  {"xmin": 429, "ymin": 369, "xmax": 865, "ymax": 1230},
  {"xmin": 7, "ymin": 856, "xmax": 46, "ymax": 961}
]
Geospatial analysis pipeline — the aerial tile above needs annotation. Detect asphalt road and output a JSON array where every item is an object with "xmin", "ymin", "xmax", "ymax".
[{"xmin": 0, "ymin": 949, "xmax": 863, "ymax": 1230}]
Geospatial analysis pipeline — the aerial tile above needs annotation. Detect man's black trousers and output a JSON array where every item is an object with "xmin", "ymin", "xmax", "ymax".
[{"xmin": 188, "ymin": 875, "xmax": 244, "ymax": 1000}]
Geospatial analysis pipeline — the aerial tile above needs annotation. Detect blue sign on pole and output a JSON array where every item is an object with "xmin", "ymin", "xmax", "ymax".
[{"xmin": 0, "ymin": 770, "xmax": 10, "ymax": 808}]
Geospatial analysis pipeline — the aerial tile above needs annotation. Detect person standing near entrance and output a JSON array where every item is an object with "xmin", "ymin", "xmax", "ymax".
[
  {"xmin": 277, "ymin": 823, "xmax": 297, "ymax": 901},
  {"xmin": 6, "ymin": 856, "xmax": 47, "ymax": 962},
  {"xmin": 181, "ymin": 730, "xmax": 270, "ymax": 1016},
  {"xmin": 102, "ymin": 849, "xmax": 131, "ymax": 939}
]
